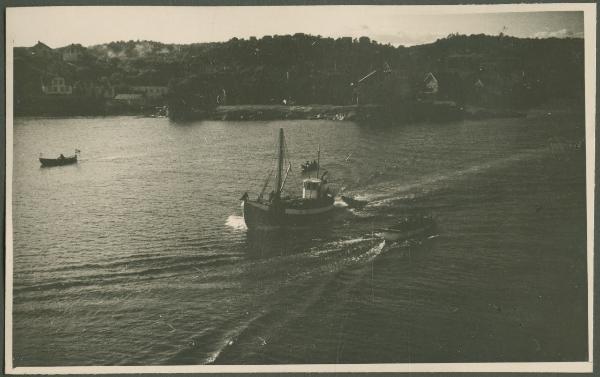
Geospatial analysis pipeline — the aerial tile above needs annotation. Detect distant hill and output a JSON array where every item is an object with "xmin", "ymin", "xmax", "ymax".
[{"xmin": 13, "ymin": 33, "xmax": 584, "ymax": 113}]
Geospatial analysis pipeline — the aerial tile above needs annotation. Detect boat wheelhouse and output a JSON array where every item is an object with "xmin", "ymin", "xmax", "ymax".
[{"xmin": 241, "ymin": 128, "xmax": 335, "ymax": 229}]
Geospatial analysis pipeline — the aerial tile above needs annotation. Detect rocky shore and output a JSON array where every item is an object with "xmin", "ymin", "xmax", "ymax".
[
  {"xmin": 16, "ymin": 99, "xmax": 552, "ymax": 123},
  {"xmin": 207, "ymin": 104, "xmax": 364, "ymax": 121},
  {"xmin": 202, "ymin": 101, "xmax": 522, "ymax": 123}
]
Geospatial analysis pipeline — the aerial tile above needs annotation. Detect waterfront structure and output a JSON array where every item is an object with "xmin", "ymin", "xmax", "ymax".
[
  {"xmin": 73, "ymin": 81, "xmax": 115, "ymax": 99},
  {"xmin": 423, "ymin": 72, "xmax": 439, "ymax": 95},
  {"xmin": 131, "ymin": 86, "xmax": 169, "ymax": 99},
  {"xmin": 387, "ymin": 69, "xmax": 413, "ymax": 101},
  {"xmin": 42, "ymin": 77, "xmax": 73, "ymax": 95},
  {"xmin": 113, "ymin": 93, "xmax": 144, "ymax": 105},
  {"xmin": 352, "ymin": 67, "xmax": 413, "ymax": 105}
]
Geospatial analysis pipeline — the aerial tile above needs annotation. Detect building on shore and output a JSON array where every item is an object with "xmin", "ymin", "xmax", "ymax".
[
  {"xmin": 350, "ymin": 64, "xmax": 414, "ymax": 106},
  {"xmin": 113, "ymin": 93, "xmax": 145, "ymax": 105},
  {"xmin": 131, "ymin": 86, "xmax": 169, "ymax": 99},
  {"xmin": 62, "ymin": 44, "xmax": 86, "ymax": 62},
  {"xmin": 423, "ymin": 72, "xmax": 439, "ymax": 95},
  {"xmin": 30, "ymin": 41, "xmax": 55, "ymax": 58},
  {"xmin": 474, "ymin": 78, "xmax": 485, "ymax": 90},
  {"xmin": 387, "ymin": 69, "xmax": 413, "ymax": 101},
  {"xmin": 42, "ymin": 76, "xmax": 73, "ymax": 95},
  {"xmin": 73, "ymin": 81, "xmax": 115, "ymax": 99}
]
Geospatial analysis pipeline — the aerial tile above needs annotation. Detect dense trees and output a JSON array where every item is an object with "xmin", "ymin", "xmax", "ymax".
[{"xmin": 14, "ymin": 33, "xmax": 584, "ymax": 112}]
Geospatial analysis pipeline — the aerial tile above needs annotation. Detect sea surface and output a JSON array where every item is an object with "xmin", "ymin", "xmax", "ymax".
[{"xmin": 11, "ymin": 112, "xmax": 588, "ymax": 366}]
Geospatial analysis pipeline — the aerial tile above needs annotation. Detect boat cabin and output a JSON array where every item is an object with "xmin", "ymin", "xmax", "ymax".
[{"xmin": 302, "ymin": 178, "xmax": 328, "ymax": 199}]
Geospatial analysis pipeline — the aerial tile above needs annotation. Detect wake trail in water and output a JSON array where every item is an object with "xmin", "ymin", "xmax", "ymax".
[
  {"xmin": 362, "ymin": 148, "xmax": 548, "ymax": 207},
  {"xmin": 94, "ymin": 154, "xmax": 145, "ymax": 162},
  {"xmin": 202, "ymin": 312, "xmax": 266, "ymax": 364},
  {"xmin": 351, "ymin": 240, "xmax": 386, "ymax": 263},
  {"xmin": 166, "ymin": 234, "xmax": 391, "ymax": 364},
  {"xmin": 208, "ymin": 238, "xmax": 392, "ymax": 364}
]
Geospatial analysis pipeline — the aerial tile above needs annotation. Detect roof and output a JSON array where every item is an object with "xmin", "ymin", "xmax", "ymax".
[
  {"xmin": 131, "ymin": 85, "xmax": 168, "ymax": 89},
  {"xmin": 424, "ymin": 72, "xmax": 438, "ymax": 83},
  {"xmin": 41, "ymin": 76, "xmax": 71, "ymax": 85},
  {"xmin": 65, "ymin": 43, "xmax": 85, "ymax": 50},
  {"xmin": 33, "ymin": 41, "xmax": 52, "ymax": 51},
  {"xmin": 114, "ymin": 94, "xmax": 144, "ymax": 100}
]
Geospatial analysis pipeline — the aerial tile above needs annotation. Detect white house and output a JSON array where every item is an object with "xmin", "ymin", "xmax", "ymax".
[
  {"xmin": 42, "ymin": 77, "xmax": 73, "ymax": 95},
  {"xmin": 423, "ymin": 72, "xmax": 439, "ymax": 95},
  {"xmin": 131, "ymin": 86, "xmax": 169, "ymax": 98},
  {"xmin": 114, "ymin": 93, "xmax": 144, "ymax": 105}
]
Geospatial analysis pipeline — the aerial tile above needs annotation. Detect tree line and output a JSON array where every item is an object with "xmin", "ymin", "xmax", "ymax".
[{"xmin": 14, "ymin": 33, "xmax": 584, "ymax": 113}]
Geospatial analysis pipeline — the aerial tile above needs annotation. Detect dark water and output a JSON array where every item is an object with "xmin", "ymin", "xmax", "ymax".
[{"xmin": 11, "ymin": 112, "xmax": 588, "ymax": 366}]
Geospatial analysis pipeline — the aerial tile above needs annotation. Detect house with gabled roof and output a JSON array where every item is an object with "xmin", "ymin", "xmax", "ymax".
[
  {"xmin": 30, "ymin": 41, "xmax": 56, "ymax": 58},
  {"xmin": 423, "ymin": 72, "xmax": 439, "ymax": 95},
  {"xmin": 62, "ymin": 44, "xmax": 86, "ymax": 62},
  {"xmin": 42, "ymin": 76, "xmax": 73, "ymax": 95}
]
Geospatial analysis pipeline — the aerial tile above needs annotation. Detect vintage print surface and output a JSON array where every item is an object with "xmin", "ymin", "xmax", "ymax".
[{"xmin": 6, "ymin": 4, "xmax": 593, "ymax": 372}]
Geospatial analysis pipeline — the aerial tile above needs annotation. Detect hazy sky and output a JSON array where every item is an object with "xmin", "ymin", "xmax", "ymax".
[{"xmin": 7, "ymin": 5, "xmax": 585, "ymax": 48}]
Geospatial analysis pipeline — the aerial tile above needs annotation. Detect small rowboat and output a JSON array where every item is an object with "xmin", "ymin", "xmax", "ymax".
[
  {"xmin": 382, "ymin": 215, "xmax": 434, "ymax": 242},
  {"xmin": 39, "ymin": 150, "xmax": 80, "ymax": 167}
]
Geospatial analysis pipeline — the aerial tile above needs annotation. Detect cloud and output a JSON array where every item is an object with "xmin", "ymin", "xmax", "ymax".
[
  {"xmin": 371, "ymin": 31, "xmax": 446, "ymax": 46},
  {"xmin": 533, "ymin": 28, "xmax": 582, "ymax": 39},
  {"xmin": 372, "ymin": 27, "xmax": 584, "ymax": 46}
]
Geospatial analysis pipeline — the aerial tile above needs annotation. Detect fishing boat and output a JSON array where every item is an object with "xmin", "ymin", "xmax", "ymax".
[
  {"xmin": 381, "ymin": 215, "xmax": 434, "ymax": 242},
  {"xmin": 39, "ymin": 150, "xmax": 80, "ymax": 167},
  {"xmin": 241, "ymin": 128, "xmax": 335, "ymax": 229}
]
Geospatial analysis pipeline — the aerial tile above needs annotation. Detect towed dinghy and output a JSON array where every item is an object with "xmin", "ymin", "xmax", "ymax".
[{"xmin": 341, "ymin": 195, "xmax": 368, "ymax": 209}]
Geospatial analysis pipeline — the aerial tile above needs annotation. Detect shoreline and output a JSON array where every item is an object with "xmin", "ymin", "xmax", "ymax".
[{"xmin": 13, "ymin": 99, "xmax": 583, "ymax": 122}]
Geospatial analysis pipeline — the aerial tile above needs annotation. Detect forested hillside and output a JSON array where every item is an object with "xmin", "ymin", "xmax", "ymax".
[{"xmin": 14, "ymin": 33, "xmax": 584, "ymax": 115}]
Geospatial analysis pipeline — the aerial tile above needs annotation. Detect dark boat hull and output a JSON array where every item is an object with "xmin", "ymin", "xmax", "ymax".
[
  {"xmin": 39, "ymin": 156, "xmax": 77, "ymax": 167},
  {"xmin": 341, "ymin": 195, "xmax": 368, "ymax": 209},
  {"xmin": 243, "ymin": 199, "xmax": 335, "ymax": 229}
]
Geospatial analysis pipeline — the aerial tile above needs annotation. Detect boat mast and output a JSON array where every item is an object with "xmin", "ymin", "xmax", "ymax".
[
  {"xmin": 280, "ymin": 162, "xmax": 292, "ymax": 192},
  {"xmin": 316, "ymin": 144, "xmax": 320, "ymax": 179},
  {"xmin": 259, "ymin": 169, "xmax": 274, "ymax": 199},
  {"xmin": 275, "ymin": 128, "xmax": 285, "ymax": 197}
]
